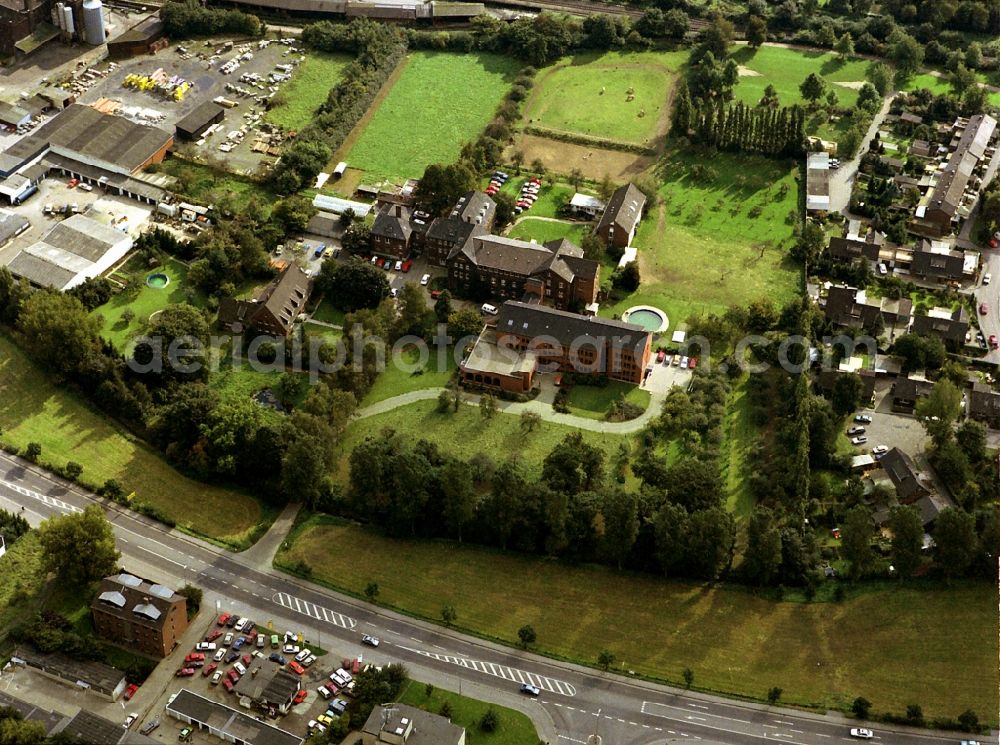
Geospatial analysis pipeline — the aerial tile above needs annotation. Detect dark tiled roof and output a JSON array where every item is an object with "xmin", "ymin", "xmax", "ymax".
[
  {"xmin": 828, "ymin": 237, "xmax": 881, "ymax": 262},
  {"xmin": 879, "ymin": 447, "xmax": 931, "ymax": 501},
  {"xmin": 596, "ymin": 183, "xmax": 645, "ymax": 236},
  {"xmin": 497, "ymin": 301, "xmax": 649, "ymax": 350},
  {"xmin": 175, "ymin": 101, "xmax": 225, "ymax": 137},
  {"xmin": 968, "ymin": 382, "xmax": 1000, "ymax": 424},
  {"xmin": 0, "ymin": 208, "xmax": 29, "ymax": 246},
  {"xmin": 15, "ymin": 649, "xmax": 125, "ymax": 696},
  {"xmin": 108, "ymin": 15, "xmax": 165, "ymax": 45},
  {"xmin": 371, "ymin": 208, "xmax": 412, "ymax": 242},
  {"xmin": 910, "ymin": 307, "xmax": 969, "ymax": 343},
  {"xmin": 55, "ymin": 710, "xmax": 129, "ymax": 745},
  {"xmin": 909, "ymin": 246, "xmax": 965, "ymax": 278},
  {"xmin": 926, "ymin": 114, "xmax": 997, "ymax": 219},
  {"xmin": 91, "ymin": 573, "xmax": 183, "ymax": 630},
  {"xmin": 893, "ymin": 377, "xmax": 933, "ymax": 403}
]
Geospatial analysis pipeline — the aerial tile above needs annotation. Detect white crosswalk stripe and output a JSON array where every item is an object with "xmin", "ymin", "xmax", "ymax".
[
  {"xmin": 272, "ymin": 592, "xmax": 356, "ymax": 629},
  {"xmin": 1, "ymin": 479, "xmax": 81, "ymax": 514},
  {"xmin": 397, "ymin": 644, "xmax": 576, "ymax": 696}
]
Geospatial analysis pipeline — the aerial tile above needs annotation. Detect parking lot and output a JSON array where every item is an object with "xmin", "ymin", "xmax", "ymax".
[
  {"xmin": 74, "ymin": 37, "xmax": 307, "ymax": 175},
  {"xmin": 848, "ymin": 382, "xmax": 931, "ymax": 457}
]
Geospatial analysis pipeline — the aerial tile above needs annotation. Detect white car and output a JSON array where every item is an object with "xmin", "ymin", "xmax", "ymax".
[
  {"xmin": 233, "ymin": 617, "xmax": 248, "ymax": 632},
  {"xmin": 302, "ymin": 654, "xmax": 316, "ymax": 667},
  {"xmin": 224, "ymin": 633, "xmax": 234, "ymax": 646},
  {"xmin": 123, "ymin": 713, "xmax": 137, "ymax": 729},
  {"xmin": 984, "ymin": 272, "xmax": 991, "ymax": 285},
  {"xmin": 317, "ymin": 684, "xmax": 332, "ymax": 699},
  {"xmin": 420, "ymin": 273, "xmax": 431, "ymax": 286},
  {"xmin": 234, "ymin": 662, "xmax": 246, "ymax": 676},
  {"xmin": 283, "ymin": 643, "xmax": 300, "ymax": 655},
  {"xmin": 214, "ymin": 648, "xmax": 226, "ymax": 662},
  {"xmin": 196, "ymin": 642, "xmax": 217, "ymax": 652},
  {"xmin": 295, "ymin": 648, "xmax": 312, "ymax": 662},
  {"xmin": 851, "ymin": 436, "xmax": 868, "ymax": 445},
  {"xmin": 211, "ymin": 670, "xmax": 223, "ymax": 685},
  {"xmin": 849, "ymin": 728, "xmax": 873, "ymax": 739},
  {"xmin": 78, "ymin": 182, "xmax": 93, "ymax": 192},
  {"xmin": 394, "ymin": 260, "xmax": 403, "ymax": 271},
  {"xmin": 361, "ymin": 635, "xmax": 380, "ymax": 647},
  {"xmin": 871, "ymin": 445, "xmax": 888, "ymax": 456}
]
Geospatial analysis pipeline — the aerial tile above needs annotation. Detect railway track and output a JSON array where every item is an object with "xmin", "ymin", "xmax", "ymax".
[{"xmin": 489, "ymin": 0, "xmax": 644, "ymax": 18}]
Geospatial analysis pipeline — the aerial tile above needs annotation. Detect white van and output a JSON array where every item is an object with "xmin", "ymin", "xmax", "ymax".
[{"xmin": 481, "ymin": 303, "xmax": 499, "ymax": 315}]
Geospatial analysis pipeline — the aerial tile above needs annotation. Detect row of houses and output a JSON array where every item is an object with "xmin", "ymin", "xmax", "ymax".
[{"xmin": 826, "ymin": 231, "xmax": 980, "ymax": 286}]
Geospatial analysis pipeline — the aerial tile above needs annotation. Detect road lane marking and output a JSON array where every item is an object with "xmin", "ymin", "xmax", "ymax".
[
  {"xmin": 396, "ymin": 644, "xmax": 576, "ymax": 696},
  {"xmin": 272, "ymin": 592, "xmax": 356, "ymax": 629},
  {"xmin": 0, "ymin": 479, "xmax": 82, "ymax": 514}
]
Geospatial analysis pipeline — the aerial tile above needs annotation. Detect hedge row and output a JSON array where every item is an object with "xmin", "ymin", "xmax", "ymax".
[{"xmin": 522, "ymin": 125, "xmax": 658, "ymax": 156}]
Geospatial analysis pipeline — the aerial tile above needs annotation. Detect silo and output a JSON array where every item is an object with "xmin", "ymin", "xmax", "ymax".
[
  {"xmin": 62, "ymin": 5, "xmax": 75, "ymax": 35},
  {"xmin": 51, "ymin": 5, "xmax": 62, "ymax": 27},
  {"xmin": 54, "ymin": 3, "xmax": 66, "ymax": 31},
  {"xmin": 82, "ymin": 0, "xmax": 105, "ymax": 45}
]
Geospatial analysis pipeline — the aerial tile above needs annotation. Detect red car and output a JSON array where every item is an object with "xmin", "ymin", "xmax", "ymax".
[
  {"xmin": 175, "ymin": 668, "xmax": 195, "ymax": 677},
  {"xmin": 223, "ymin": 678, "xmax": 235, "ymax": 692},
  {"xmin": 202, "ymin": 663, "xmax": 218, "ymax": 678},
  {"xmin": 288, "ymin": 660, "xmax": 305, "ymax": 675},
  {"xmin": 185, "ymin": 653, "xmax": 205, "ymax": 664},
  {"xmin": 990, "ymin": 334, "xmax": 998, "ymax": 350},
  {"xmin": 430, "ymin": 289, "xmax": 442, "ymax": 299},
  {"xmin": 980, "ymin": 302, "xmax": 989, "ymax": 315},
  {"xmin": 375, "ymin": 257, "xmax": 385, "ymax": 268},
  {"xmin": 227, "ymin": 669, "xmax": 240, "ymax": 683},
  {"xmin": 242, "ymin": 654, "xmax": 252, "ymax": 667},
  {"xmin": 688, "ymin": 357, "xmax": 698, "ymax": 369},
  {"xmin": 206, "ymin": 629, "xmax": 223, "ymax": 642},
  {"xmin": 124, "ymin": 683, "xmax": 139, "ymax": 700},
  {"xmin": 401, "ymin": 260, "xmax": 412, "ymax": 273},
  {"xmin": 67, "ymin": 178, "xmax": 78, "ymax": 188},
  {"xmin": 293, "ymin": 689, "xmax": 308, "ymax": 705},
  {"xmin": 656, "ymin": 350, "xmax": 665, "ymax": 363},
  {"xmin": 217, "ymin": 613, "xmax": 231, "ymax": 627}
]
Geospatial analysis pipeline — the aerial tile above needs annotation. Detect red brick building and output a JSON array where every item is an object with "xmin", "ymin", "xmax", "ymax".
[
  {"xmin": 91, "ymin": 573, "xmax": 188, "ymax": 658},
  {"xmin": 595, "ymin": 183, "xmax": 646, "ymax": 249}
]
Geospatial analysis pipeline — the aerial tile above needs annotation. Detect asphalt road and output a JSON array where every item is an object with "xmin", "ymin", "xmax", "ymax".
[{"xmin": 0, "ymin": 451, "xmax": 985, "ymax": 745}]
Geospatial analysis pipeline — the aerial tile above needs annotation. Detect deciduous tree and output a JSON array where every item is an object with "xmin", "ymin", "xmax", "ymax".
[{"xmin": 37, "ymin": 505, "xmax": 120, "ymax": 585}]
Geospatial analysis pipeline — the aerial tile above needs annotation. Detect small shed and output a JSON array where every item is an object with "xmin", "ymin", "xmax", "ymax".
[
  {"xmin": 175, "ymin": 101, "xmax": 225, "ymax": 141},
  {"xmin": 333, "ymin": 161, "xmax": 347, "ymax": 179},
  {"xmin": 569, "ymin": 193, "xmax": 605, "ymax": 217}
]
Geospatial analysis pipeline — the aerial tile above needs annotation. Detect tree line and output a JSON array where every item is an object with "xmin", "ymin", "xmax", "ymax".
[{"xmin": 161, "ymin": 0, "xmax": 263, "ymax": 38}]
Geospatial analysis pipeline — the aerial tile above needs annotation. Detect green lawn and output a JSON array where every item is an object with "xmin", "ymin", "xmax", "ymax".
[
  {"xmin": 901, "ymin": 71, "xmax": 1000, "ymax": 108},
  {"xmin": 278, "ymin": 518, "xmax": 996, "ymax": 720},
  {"xmin": 397, "ymin": 681, "xmax": 539, "ymax": 745},
  {"xmin": 731, "ymin": 46, "xmax": 873, "ymax": 109},
  {"xmin": 0, "ymin": 334, "xmax": 264, "ymax": 547},
  {"xmin": 722, "ymin": 379, "xmax": 756, "ymax": 518},
  {"xmin": 488, "ymin": 176, "xmax": 575, "ymax": 220},
  {"xmin": 523, "ymin": 50, "xmax": 686, "ymax": 145},
  {"xmin": 92, "ymin": 257, "xmax": 205, "ymax": 351},
  {"xmin": 210, "ymin": 363, "xmax": 309, "ymax": 410},
  {"xmin": 347, "ymin": 52, "xmax": 520, "ymax": 181},
  {"xmin": 506, "ymin": 217, "xmax": 589, "ymax": 245},
  {"xmin": 337, "ymin": 399, "xmax": 631, "ymax": 481},
  {"xmin": 360, "ymin": 344, "xmax": 458, "ymax": 407},
  {"xmin": 156, "ymin": 157, "xmax": 280, "ymax": 213},
  {"xmin": 602, "ymin": 146, "xmax": 800, "ymax": 324},
  {"xmin": 0, "ymin": 532, "xmax": 46, "ymax": 636},
  {"xmin": 563, "ymin": 380, "xmax": 650, "ymax": 420},
  {"xmin": 264, "ymin": 52, "xmax": 351, "ymax": 131},
  {"xmin": 309, "ymin": 298, "xmax": 346, "ymax": 326}
]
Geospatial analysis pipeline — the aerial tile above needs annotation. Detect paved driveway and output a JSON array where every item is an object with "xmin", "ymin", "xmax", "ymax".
[{"xmin": 850, "ymin": 384, "xmax": 931, "ymax": 457}]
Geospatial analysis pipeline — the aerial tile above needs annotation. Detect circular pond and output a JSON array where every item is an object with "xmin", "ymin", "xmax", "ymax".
[
  {"xmin": 146, "ymin": 272, "xmax": 169, "ymax": 289},
  {"xmin": 623, "ymin": 305, "xmax": 668, "ymax": 333}
]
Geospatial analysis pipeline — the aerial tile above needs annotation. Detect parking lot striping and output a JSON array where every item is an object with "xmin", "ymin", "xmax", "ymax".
[
  {"xmin": 396, "ymin": 644, "xmax": 576, "ymax": 696},
  {"xmin": 272, "ymin": 592, "xmax": 356, "ymax": 630},
  {"xmin": 1, "ymin": 479, "xmax": 82, "ymax": 514}
]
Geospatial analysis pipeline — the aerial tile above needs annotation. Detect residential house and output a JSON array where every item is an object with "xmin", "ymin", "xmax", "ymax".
[
  {"xmin": 361, "ymin": 704, "xmax": 465, "ymax": 745},
  {"xmin": 879, "ymin": 447, "xmax": 931, "ymax": 503},
  {"xmin": 595, "ymin": 183, "xmax": 646, "ymax": 248},
  {"xmin": 370, "ymin": 205, "xmax": 413, "ymax": 259},
  {"xmin": 823, "ymin": 285, "xmax": 912, "ymax": 333},
  {"xmin": 910, "ymin": 307, "xmax": 969, "ymax": 350},
  {"xmin": 827, "ymin": 236, "xmax": 882, "ymax": 263},
  {"xmin": 907, "ymin": 239, "xmax": 969, "ymax": 282},
  {"xmin": 424, "ymin": 191, "xmax": 495, "ymax": 266},
  {"xmin": 815, "ymin": 368, "xmax": 877, "ymax": 406},
  {"xmin": 806, "ymin": 152, "xmax": 831, "ymax": 213},
  {"xmin": 968, "ymin": 382, "xmax": 1000, "ymax": 428},
  {"xmin": 90, "ymin": 573, "xmax": 188, "ymax": 658},
  {"xmin": 908, "ymin": 140, "xmax": 931, "ymax": 157},
  {"xmin": 461, "ymin": 301, "xmax": 652, "ymax": 387},
  {"xmin": 448, "ymin": 235, "xmax": 599, "ymax": 311},
  {"xmin": 217, "ymin": 264, "xmax": 311, "ymax": 337},
  {"xmin": 890, "ymin": 376, "xmax": 933, "ymax": 415},
  {"xmin": 918, "ymin": 114, "xmax": 998, "ymax": 235}
]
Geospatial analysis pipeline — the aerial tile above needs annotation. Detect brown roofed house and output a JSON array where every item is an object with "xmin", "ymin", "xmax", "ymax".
[
  {"xmin": 424, "ymin": 191, "xmax": 495, "ymax": 266},
  {"xmin": 910, "ymin": 307, "xmax": 969, "ymax": 349},
  {"xmin": 91, "ymin": 573, "xmax": 188, "ymax": 658},
  {"xmin": 968, "ymin": 382, "xmax": 1000, "ymax": 429},
  {"xmin": 890, "ymin": 376, "xmax": 933, "ymax": 415},
  {"xmin": 878, "ymin": 447, "xmax": 931, "ymax": 503},
  {"xmin": 827, "ymin": 236, "xmax": 882, "ymax": 262},
  {"xmin": 370, "ymin": 204, "xmax": 413, "ymax": 259},
  {"xmin": 217, "ymin": 263, "xmax": 311, "ymax": 336},
  {"xmin": 595, "ymin": 183, "xmax": 646, "ymax": 249}
]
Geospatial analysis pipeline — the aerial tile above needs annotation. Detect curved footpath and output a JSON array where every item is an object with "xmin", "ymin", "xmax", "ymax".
[{"xmin": 355, "ymin": 384, "xmax": 668, "ymax": 434}]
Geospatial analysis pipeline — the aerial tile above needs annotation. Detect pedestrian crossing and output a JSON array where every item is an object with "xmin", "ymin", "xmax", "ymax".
[
  {"xmin": 397, "ymin": 644, "xmax": 577, "ymax": 696},
  {"xmin": 0, "ymin": 479, "xmax": 81, "ymax": 514},
  {"xmin": 272, "ymin": 591, "xmax": 356, "ymax": 629}
]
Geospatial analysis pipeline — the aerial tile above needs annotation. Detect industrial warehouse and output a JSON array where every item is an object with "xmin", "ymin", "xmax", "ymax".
[{"xmin": 0, "ymin": 104, "xmax": 173, "ymax": 205}]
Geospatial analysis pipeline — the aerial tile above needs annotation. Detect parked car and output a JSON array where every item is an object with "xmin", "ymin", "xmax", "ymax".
[
  {"xmin": 217, "ymin": 613, "xmax": 231, "ymax": 626},
  {"xmin": 123, "ymin": 683, "xmax": 139, "ymax": 701},
  {"xmin": 401, "ymin": 260, "xmax": 412, "ymax": 272},
  {"xmin": 519, "ymin": 683, "xmax": 541, "ymax": 696},
  {"xmin": 308, "ymin": 720, "xmax": 326, "ymax": 733},
  {"xmin": 271, "ymin": 634, "xmax": 280, "ymax": 649},
  {"xmin": 202, "ymin": 663, "xmax": 218, "ymax": 677},
  {"xmin": 679, "ymin": 356, "xmax": 689, "ymax": 369},
  {"xmin": 140, "ymin": 719, "xmax": 159, "ymax": 735},
  {"xmin": 78, "ymin": 183, "xmax": 93, "ymax": 192},
  {"xmin": 227, "ymin": 668, "xmax": 241, "ymax": 683},
  {"xmin": 294, "ymin": 690, "xmax": 308, "ymax": 705},
  {"xmin": 302, "ymin": 654, "xmax": 316, "ymax": 667},
  {"xmin": 672, "ymin": 354, "xmax": 680, "ymax": 366},
  {"xmin": 234, "ymin": 662, "xmax": 247, "ymax": 676},
  {"xmin": 67, "ymin": 178, "xmax": 78, "ymax": 188},
  {"xmin": 854, "ymin": 414, "xmax": 872, "ymax": 424},
  {"xmin": 990, "ymin": 334, "xmax": 998, "ymax": 350},
  {"xmin": 871, "ymin": 445, "xmax": 889, "ymax": 456},
  {"xmin": 211, "ymin": 670, "xmax": 223, "ymax": 685},
  {"xmin": 270, "ymin": 653, "xmax": 287, "ymax": 665},
  {"xmin": 214, "ymin": 648, "xmax": 226, "ymax": 662},
  {"xmin": 196, "ymin": 642, "xmax": 216, "ymax": 652},
  {"xmin": 233, "ymin": 636, "xmax": 246, "ymax": 650},
  {"xmin": 233, "ymin": 617, "xmax": 248, "ymax": 632},
  {"xmin": 328, "ymin": 699, "xmax": 348, "ymax": 715},
  {"xmin": 980, "ymin": 302, "xmax": 989, "ymax": 315},
  {"xmin": 257, "ymin": 635, "xmax": 266, "ymax": 649},
  {"xmin": 420, "ymin": 273, "xmax": 431, "ymax": 286},
  {"xmin": 283, "ymin": 643, "xmax": 300, "ymax": 655},
  {"xmin": 847, "ymin": 426, "xmax": 866, "ymax": 436},
  {"xmin": 224, "ymin": 632, "xmax": 234, "ymax": 645},
  {"xmin": 288, "ymin": 660, "xmax": 305, "ymax": 675},
  {"xmin": 179, "ymin": 726, "xmax": 193, "ymax": 741},
  {"xmin": 851, "ymin": 436, "xmax": 868, "ymax": 445},
  {"xmin": 295, "ymin": 649, "xmax": 311, "ymax": 662},
  {"xmin": 317, "ymin": 714, "xmax": 333, "ymax": 727},
  {"xmin": 206, "ymin": 629, "xmax": 223, "ymax": 642},
  {"xmin": 688, "ymin": 357, "xmax": 697, "ymax": 369},
  {"xmin": 984, "ymin": 273, "xmax": 991, "ymax": 285},
  {"xmin": 225, "ymin": 650, "xmax": 240, "ymax": 664},
  {"xmin": 656, "ymin": 350, "xmax": 666, "ymax": 364},
  {"xmin": 223, "ymin": 678, "xmax": 234, "ymax": 692},
  {"xmin": 317, "ymin": 685, "xmax": 332, "ymax": 699},
  {"xmin": 225, "ymin": 615, "xmax": 239, "ymax": 627},
  {"xmin": 849, "ymin": 729, "xmax": 873, "ymax": 739},
  {"xmin": 361, "ymin": 635, "xmax": 380, "ymax": 648},
  {"xmin": 185, "ymin": 653, "xmax": 205, "ymax": 664},
  {"xmin": 244, "ymin": 620, "xmax": 255, "ymax": 634},
  {"xmin": 175, "ymin": 668, "xmax": 195, "ymax": 677}
]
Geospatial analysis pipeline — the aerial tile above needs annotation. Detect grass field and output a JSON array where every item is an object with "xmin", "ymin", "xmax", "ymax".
[
  {"xmin": 731, "ymin": 46, "xmax": 872, "ymax": 109},
  {"xmin": 347, "ymin": 52, "xmax": 520, "ymax": 181},
  {"xmin": 524, "ymin": 50, "xmax": 686, "ymax": 145},
  {"xmin": 563, "ymin": 380, "xmax": 650, "ymax": 420},
  {"xmin": 397, "ymin": 681, "xmax": 539, "ymax": 745},
  {"xmin": 0, "ymin": 334, "xmax": 264, "ymax": 546},
  {"xmin": 360, "ymin": 344, "xmax": 457, "ymax": 407},
  {"xmin": 264, "ymin": 52, "xmax": 351, "ymax": 131},
  {"xmin": 0, "ymin": 532, "xmax": 45, "ymax": 636},
  {"xmin": 309, "ymin": 298, "xmax": 346, "ymax": 327},
  {"xmin": 506, "ymin": 217, "xmax": 589, "ymax": 244},
  {"xmin": 901, "ymin": 72, "xmax": 1000, "ymax": 107},
  {"xmin": 602, "ymin": 146, "xmax": 800, "ymax": 324},
  {"xmin": 92, "ymin": 257, "xmax": 204, "ymax": 351},
  {"xmin": 278, "ymin": 518, "xmax": 997, "ymax": 720},
  {"xmin": 722, "ymin": 379, "xmax": 756, "ymax": 518},
  {"xmin": 157, "ymin": 157, "xmax": 280, "ymax": 213},
  {"xmin": 336, "ymin": 399, "xmax": 631, "ymax": 481}
]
